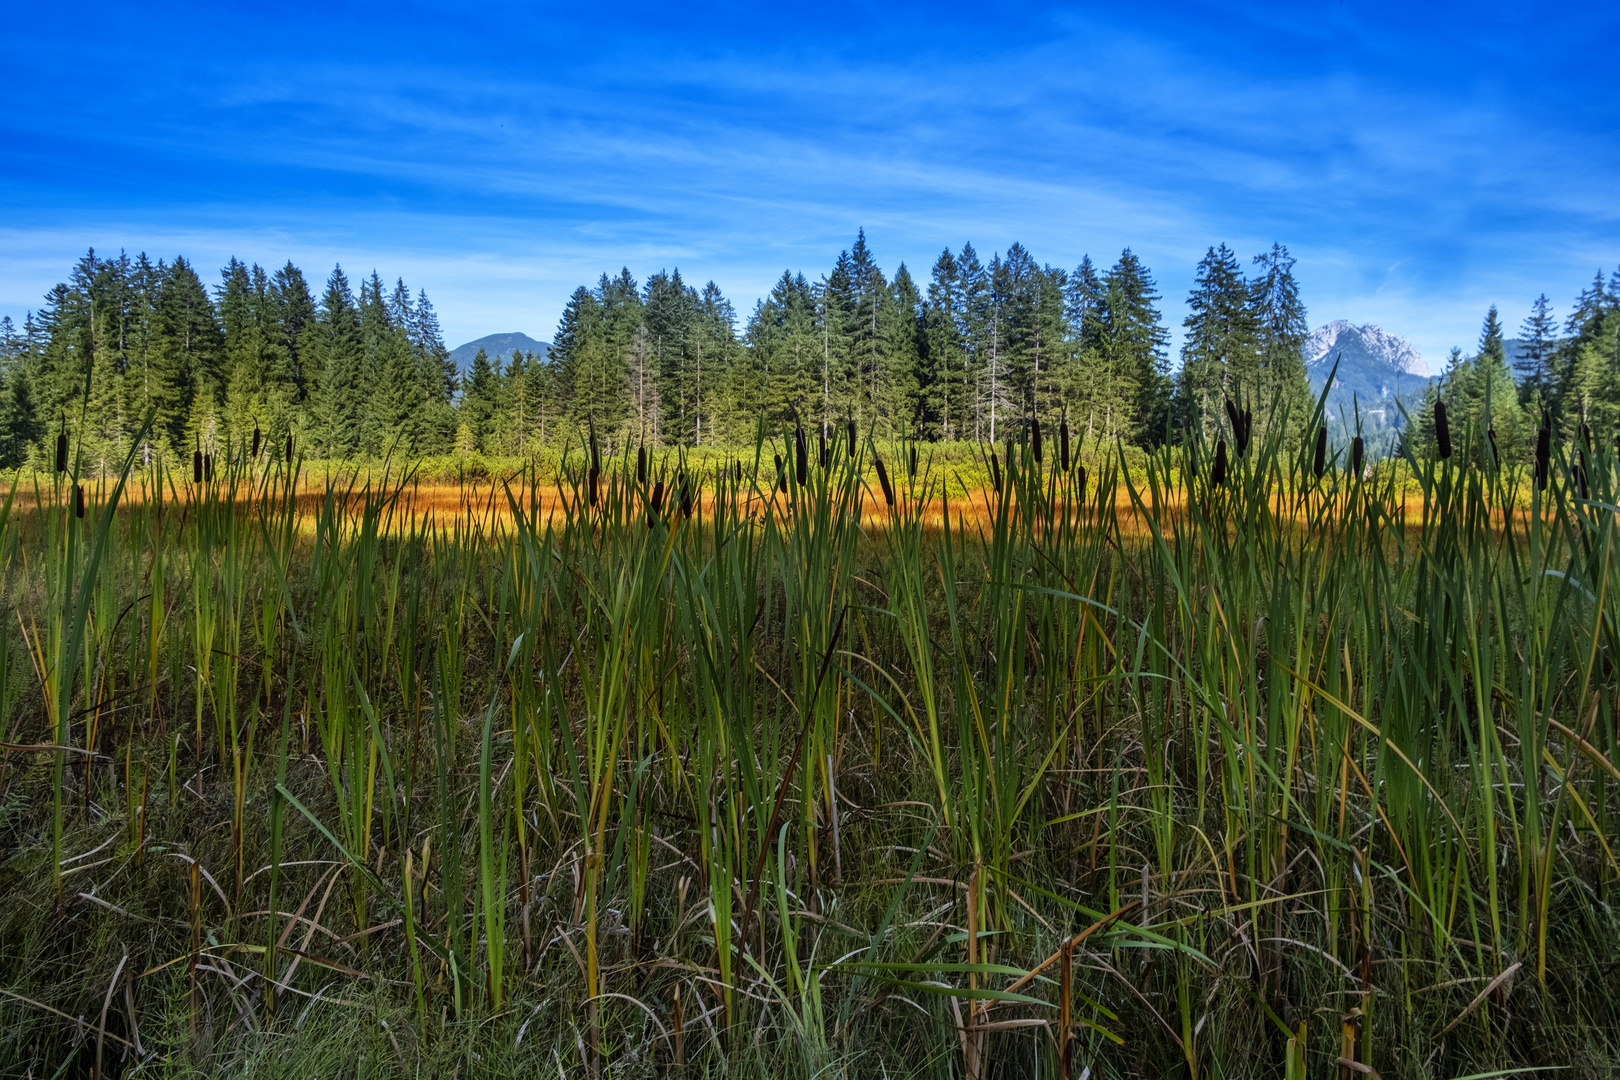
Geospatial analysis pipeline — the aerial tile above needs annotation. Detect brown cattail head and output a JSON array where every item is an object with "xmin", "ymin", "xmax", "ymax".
[
  {"xmin": 818, "ymin": 429, "xmax": 829, "ymax": 469},
  {"xmin": 637, "ymin": 445, "xmax": 647, "ymax": 484},
  {"xmin": 874, "ymin": 455, "xmax": 894, "ymax": 506},
  {"xmin": 590, "ymin": 432, "xmax": 600, "ymax": 475},
  {"xmin": 1241, "ymin": 409, "xmax": 1253, "ymax": 456},
  {"xmin": 1487, "ymin": 426, "xmax": 1499, "ymax": 467},
  {"xmin": 1224, "ymin": 398, "xmax": 1244, "ymax": 457},
  {"xmin": 775, "ymin": 453, "xmax": 786, "ymax": 492},
  {"xmin": 204, "ymin": 454, "xmax": 214, "ymax": 482},
  {"xmin": 588, "ymin": 465, "xmax": 599, "ymax": 507},
  {"xmin": 74, "ymin": 484, "xmax": 84, "ymax": 519},
  {"xmin": 193, "ymin": 445, "xmax": 203, "ymax": 484},
  {"xmin": 794, "ymin": 426, "xmax": 808, "ymax": 485},
  {"xmin": 1535, "ymin": 423, "xmax": 1550, "ymax": 491},
  {"xmin": 908, "ymin": 445, "xmax": 917, "ymax": 478},
  {"xmin": 1313, "ymin": 425, "xmax": 1327, "ymax": 479},
  {"xmin": 847, "ymin": 419, "xmax": 858, "ymax": 458},
  {"xmin": 680, "ymin": 479, "xmax": 693, "ymax": 518},
  {"xmin": 648, "ymin": 478, "xmax": 664, "ymax": 526},
  {"xmin": 989, "ymin": 450, "xmax": 1002, "ymax": 495},
  {"xmin": 1351, "ymin": 436, "xmax": 1365, "ymax": 476},
  {"xmin": 251, "ymin": 425, "xmax": 261, "ymax": 459},
  {"xmin": 1211, "ymin": 440, "xmax": 1228, "ymax": 488},
  {"xmin": 1030, "ymin": 418, "xmax": 1043, "ymax": 466},
  {"xmin": 1059, "ymin": 415, "xmax": 1071, "ymax": 472},
  {"xmin": 285, "ymin": 433, "xmax": 294, "ymax": 463},
  {"xmin": 55, "ymin": 425, "xmax": 68, "ymax": 474},
  {"xmin": 1077, "ymin": 464, "xmax": 1088, "ymax": 505},
  {"xmin": 1434, "ymin": 400, "xmax": 1452, "ymax": 459}
]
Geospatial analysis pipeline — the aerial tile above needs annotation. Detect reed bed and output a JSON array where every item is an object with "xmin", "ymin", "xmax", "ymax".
[{"xmin": 0, "ymin": 400, "xmax": 1617, "ymax": 1080}]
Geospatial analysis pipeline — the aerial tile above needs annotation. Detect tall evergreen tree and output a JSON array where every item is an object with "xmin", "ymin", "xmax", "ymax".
[
  {"xmin": 1517, "ymin": 293, "xmax": 1558, "ymax": 402},
  {"xmin": 305, "ymin": 266, "xmax": 364, "ymax": 457},
  {"xmin": 1178, "ymin": 244, "xmax": 1256, "ymax": 438},
  {"xmin": 1249, "ymin": 243, "xmax": 1312, "ymax": 441}
]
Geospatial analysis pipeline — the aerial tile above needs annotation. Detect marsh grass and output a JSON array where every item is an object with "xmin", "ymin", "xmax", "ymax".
[{"xmin": 0, "ymin": 395, "xmax": 1618, "ymax": 1078}]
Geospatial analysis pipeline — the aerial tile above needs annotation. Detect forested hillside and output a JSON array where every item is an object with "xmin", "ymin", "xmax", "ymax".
[{"xmin": 2, "ymin": 234, "xmax": 1610, "ymax": 470}]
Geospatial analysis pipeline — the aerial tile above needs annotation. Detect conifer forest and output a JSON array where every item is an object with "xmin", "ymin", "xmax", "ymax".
[{"xmin": 1, "ymin": 233, "xmax": 1620, "ymax": 1080}]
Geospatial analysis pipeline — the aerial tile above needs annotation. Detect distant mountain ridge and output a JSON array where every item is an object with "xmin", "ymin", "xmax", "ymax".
[
  {"xmin": 448, "ymin": 332, "xmax": 551, "ymax": 373},
  {"xmin": 1305, "ymin": 321, "xmax": 1433, "ymax": 460}
]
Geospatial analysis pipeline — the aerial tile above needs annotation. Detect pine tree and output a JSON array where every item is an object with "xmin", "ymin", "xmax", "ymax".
[
  {"xmin": 1249, "ymin": 243, "xmax": 1312, "ymax": 442},
  {"xmin": 1517, "ymin": 293, "xmax": 1558, "ymax": 403},
  {"xmin": 1178, "ymin": 244, "xmax": 1256, "ymax": 438},
  {"xmin": 305, "ymin": 266, "xmax": 364, "ymax": 457},
  {"xmin": 920, "ymin": 249, "xmax": 964, "ymax": 440},
  {"xmin": 459, "ymin": 347, "xmax": 498, "ymax": 453}
]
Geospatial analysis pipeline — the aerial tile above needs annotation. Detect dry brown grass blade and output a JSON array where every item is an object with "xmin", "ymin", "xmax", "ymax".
[
  {"xmin": 1440, "ymin": 960, "xmax": 1522, "ymax": 1036},
  {"xmin": 92, "ymin": 946, "xmax": 128, "ymax": 1080}
]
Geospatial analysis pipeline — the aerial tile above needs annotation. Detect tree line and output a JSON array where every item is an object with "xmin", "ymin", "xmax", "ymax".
[
  {"xmin": 17, "ymin": 233, "xmax": 1609, "ymax": 471},
  {"xmin": 1405, "ymin": 274, "xmax": 1620, "ymax": 464}
]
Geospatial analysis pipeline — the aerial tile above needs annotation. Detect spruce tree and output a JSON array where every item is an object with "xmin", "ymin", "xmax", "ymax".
[
  {"xmin": 1249, "ymin": 243, "xmax": 1312, "ymax": 442},
  {"xmin": 305, "ymin": 265, "xmax": 364, "ymax": 457},
  {"xmin": 1517, "ymin": 293, "xmax": 1558, "ymax": 403},
  {"xmin": 1178, "ymin": 244, "xmax": 1256, "ymax": 438}
]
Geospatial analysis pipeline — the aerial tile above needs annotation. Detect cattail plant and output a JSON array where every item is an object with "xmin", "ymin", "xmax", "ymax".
[
  {"xmin": 285, "ymin": 433, "xmax": 294, "ymax": 462},
  {"xmin": 251, "ymin": 425, "xmax": 261, "ymax": 459},
  {"xmin": 847, "ymin": 418, "xmax": 857, "ymax": 458},
  {"xmin": 1059, "ymin": 414, "xmax": 1071, "ymax": 471},
  {"xmin": 989, "ymin": 449, "xmax": 1002, "ymax": 494},
  {"xmin": 874, "ymin": 455, "xmax": 894, "ymax": 506},
  {"xmin": 1225, "ymin": 398, "xmax": 1243, "ymax": 454},
  {"xmin": 73, "ymin": 485, "xmax": 84, "ymax": 519},
  {"xmin": 775, "ymin": 452, "xmax": 787, "ymax": 492},
  {"xmin": 1435, "ymin": 399, "xmax": 1452, "ymax": 459},
  {"xmin": 1211, "ymin": 439, "xmax": 1228, "ymax": 487},
  {"xmin": 1031, "ymin": 417, "xmax": 1043, "ymax": 466},
  {"xmin": 680, "ymin": 478, "xmax": 693, "ymax": 518},
  {"xmin": 1313, "ymin": 425, "xmax": 1327, "ymax": 480},
  {"xmin": 1352, "ymin": 435, "xmax": 1365, "ymax": 476},
  {"xmin": 193, "ymin": 441, "xmax": 204, "ymax": 484},
  {"xmin": 637, "ymin": 444, "xmax": 647, "ymax": 483},
  {"xmin": 1535, "ymin": 422, "xmax": 1550, "ymax": 491},
  {"xmin": 649, "ymin": 479, "xmax": 665, "ymax": 527},
  {"xmin": 1487, "ymin": 426, "xmax": 1499, "ymax": 468},
  {"xmin": 818, "ymin": 429, "xmax": 829, "ymax": 469},
  {"xmin": 55, "ymin": 420, "xmax": 67, "ymax": 473}
]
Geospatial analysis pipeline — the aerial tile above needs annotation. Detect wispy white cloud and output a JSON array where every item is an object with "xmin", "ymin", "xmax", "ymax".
[{"xmin": 2, "ymin": 4, "xmax": 1616, "ymax": 359}]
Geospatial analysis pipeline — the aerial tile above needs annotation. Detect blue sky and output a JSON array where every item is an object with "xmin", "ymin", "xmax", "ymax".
[{"xmin": 3, "ymin": 2, "xmax": 1616, "ymax": 371}]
